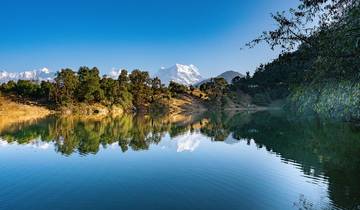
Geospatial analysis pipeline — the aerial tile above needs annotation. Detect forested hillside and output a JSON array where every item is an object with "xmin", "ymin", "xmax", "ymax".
[
  {"xmin": 0, "ymin": 66, "xmax": 212, "ymax": 115},
  {"xmin": 234, "ymin": 0, "xmax": 360, "ymax": 121}
]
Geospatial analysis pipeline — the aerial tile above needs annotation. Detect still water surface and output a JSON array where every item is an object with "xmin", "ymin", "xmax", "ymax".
[{"xmin": 0, "ymin": 112, "xmax": 359, "ymax": 210}]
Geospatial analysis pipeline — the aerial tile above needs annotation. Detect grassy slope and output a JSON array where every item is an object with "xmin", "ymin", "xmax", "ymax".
[
  {"xmin": 169, "ymin": 93, "xmax": 207, "ymax": 115},
  {"xmin": 0, "ymin": 96, "xmax": 51, "ymax": 130}
]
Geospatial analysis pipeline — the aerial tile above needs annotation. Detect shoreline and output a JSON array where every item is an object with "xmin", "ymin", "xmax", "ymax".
[
  {"xmin": 0, "ymin": 95, "xmax": 282, "ymax": 130},
  {"xmin": 0, "ymin": 96, "xmax": 52, "ymax": 131}
]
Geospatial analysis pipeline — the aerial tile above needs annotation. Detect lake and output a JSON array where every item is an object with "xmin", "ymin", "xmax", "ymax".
[{"xmin": 0, "ymin": 111, "xmax": 359, "ymax": 210}]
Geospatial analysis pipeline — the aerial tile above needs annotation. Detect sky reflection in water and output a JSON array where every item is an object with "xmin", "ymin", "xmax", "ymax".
[{"xmin": 0, "ymin": 111, "xmax": 359, "ymax": 210}]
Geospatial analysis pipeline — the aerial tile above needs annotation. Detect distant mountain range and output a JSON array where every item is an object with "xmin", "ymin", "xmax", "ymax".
[
  {"xmin": 154, "ymin": 64, "xmax": 244, "ymax": 86},
  {"xmin": 0, "ymin": 65, "xmax": 244, "ymax": 87},
  {"xmin": 196, "ymin": 70, "xmax": 244, "ymax": 86},
  {"xmin": 0, "ymin": 68, "xmax": 55, "ymax": 83}
]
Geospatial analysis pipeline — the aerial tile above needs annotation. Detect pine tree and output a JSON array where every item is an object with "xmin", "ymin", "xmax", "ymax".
[
  {"xmin": 77, "ymin": 67, "xmax": 104, "ymax": 103},
  {"xmin": 53, "ymin": 68, "xmax": 79, "ymax": 105}
]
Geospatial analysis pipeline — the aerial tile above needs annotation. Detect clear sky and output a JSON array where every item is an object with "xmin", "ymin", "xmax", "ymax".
[{"xmin": 0, "ymin": 0, "xmax": 298, "ymax": 77}]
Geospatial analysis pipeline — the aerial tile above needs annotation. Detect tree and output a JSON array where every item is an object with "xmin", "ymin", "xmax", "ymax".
[
  {"xmin": 77, "ymin": 67, "xmax": 104, "ymax": 103},
  {"xmin": 118, "ymin": 69, "xmax": 129, "ymax": 87},
  {"xmin": 100, "ymin": 77, "xmax": 119, "ymax": 105},
  {"xmin": 246, "ymin": 0, "xmax": 360, "ymax": 82},
  {"xmin": 148, "ymin": 77, "xmax": 170, "ymax": 114},
  {"xmin": 200, "ymin": 78, "xmax": 228, "ymax": 106},
  {"xmin": 15, "ymin": 80, "xmax": 41, "ymax": 99},
  {"xmin": 247, "ymin": 0, "xmax": 359, "ymax": 51},
  {"xmin": 129, "ymin": 70, "xmax": 151, "ymax": 110},
  {"xmin": 168, "ymin": 81, "xmax": 188, "ymax": 97},
  {"xmin": 40, "ymin": 81, "xmax": 55, "ymax": 102},
  {"xmin": 116, "ymin": 69, "xmax": 133, "ymax": 109},
  {"xmin": 150, "ymin": 77, "xmax": 163, "ymax": 102},
  {"xmin": 0, "ymin": 80, "xmax": 16, "ymax": 93},
  {"xmin": 53, "ymin": 68, "xmax": 79, "ymax": 105},
  {"xmin": 245, "ymin": 71, "xmax": 251, "ymax": 80}
]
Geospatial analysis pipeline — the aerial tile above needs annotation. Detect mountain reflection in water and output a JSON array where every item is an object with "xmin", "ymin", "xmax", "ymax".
[{"xmin": 0, "ymin": 111, "xmax": 359, "ymax": 210}]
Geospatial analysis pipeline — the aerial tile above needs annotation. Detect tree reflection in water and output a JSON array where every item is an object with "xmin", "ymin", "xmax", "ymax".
[{"xmin": 0, "ymin": 111, "xmax": 359, "ymax": 209}]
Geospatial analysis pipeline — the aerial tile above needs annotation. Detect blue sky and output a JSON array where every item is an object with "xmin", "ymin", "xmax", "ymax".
[{"xmin": 0, "ymin": 0, "xmax": 298, "ymax": 77}]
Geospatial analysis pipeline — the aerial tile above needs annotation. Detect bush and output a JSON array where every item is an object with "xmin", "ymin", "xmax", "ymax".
[{"xmin": 169, "ymin": 81, "xmax": 188, "ymax": 96}]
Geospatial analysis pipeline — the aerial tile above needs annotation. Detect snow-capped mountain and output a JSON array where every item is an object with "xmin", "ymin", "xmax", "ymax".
[
  {"xmin": 108, "ymin": 69, "xmax": 122, "ymax": 79},
  {"xmin": 155, "ymin": 64, "xmax": 203, "ymax": 86},
  {"xmin": 0, "ymin": 68, "xmax": 55, "ymax": 83},
  {"xmin": 107, "ymin": 68, "xmax": 129, "ymax": 79}
]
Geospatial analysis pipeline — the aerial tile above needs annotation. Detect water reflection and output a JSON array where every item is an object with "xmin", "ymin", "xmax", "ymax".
[{"xmin": 0, "ymin": 111, "xmax": 359, "ymax": 209}]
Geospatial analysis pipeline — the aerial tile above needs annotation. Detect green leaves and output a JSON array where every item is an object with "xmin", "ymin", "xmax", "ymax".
[
  {"xmin": 200, "ymin": 77, "xmax": 228, "ymax": 107},
  {"xmin": 77, "ymin": 67, "xmax": 104, "ymax": 103}
]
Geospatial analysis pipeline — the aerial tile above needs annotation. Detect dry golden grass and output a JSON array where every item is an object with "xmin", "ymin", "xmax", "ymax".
[
  {"xmin": 168, "ymin": 112, "xmax": 193, "ymax": 124},
  {"xmin": 191, "ymin": 118, "xmax": 209, "ymax": 129},
  {"xmin": 0, "ymin": 96, "xmax": 51, "ymax": 130},
  {"xmin": 169, "ymin": 93, "xmax": 207, "ymax": 116},
  {"xmin": 188, "ymin": 88, "xmax": 208, "ymax": 99}
]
